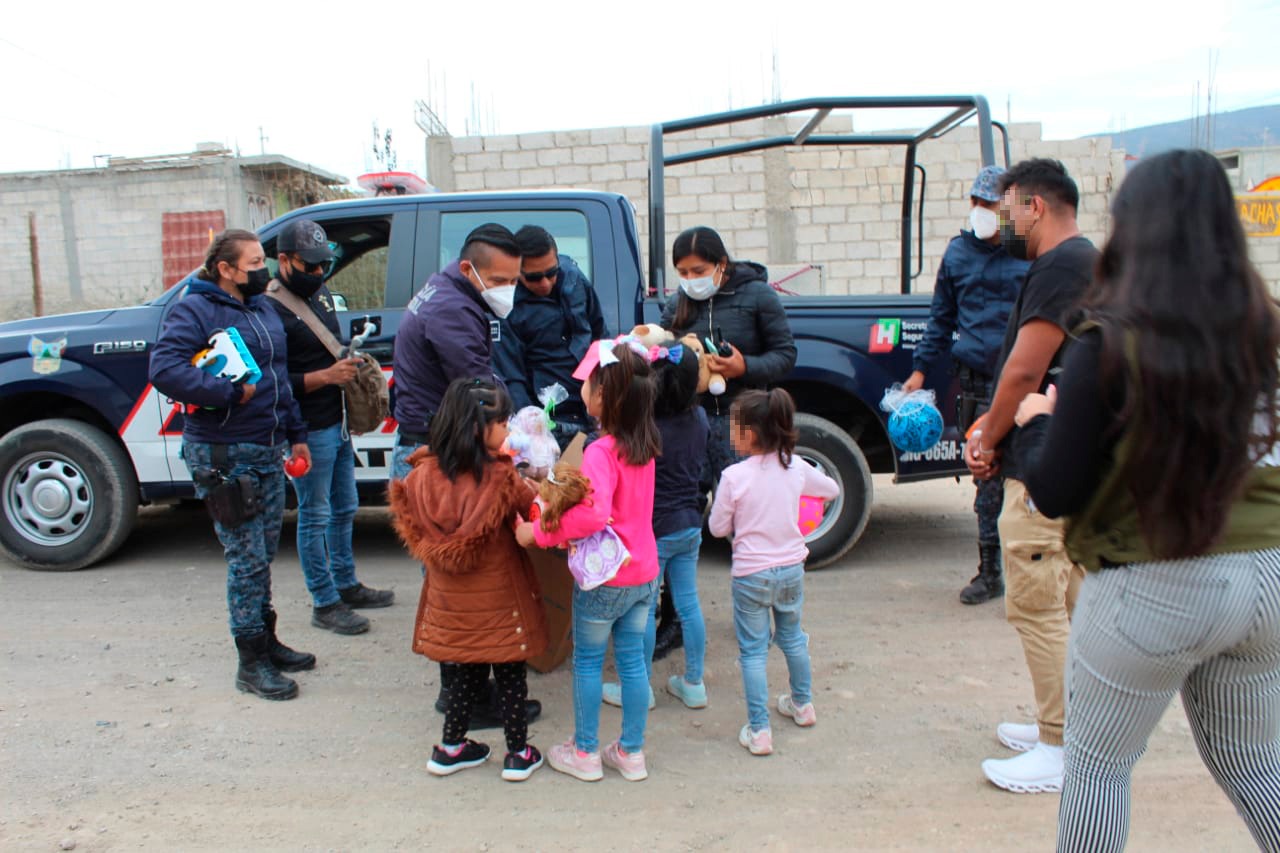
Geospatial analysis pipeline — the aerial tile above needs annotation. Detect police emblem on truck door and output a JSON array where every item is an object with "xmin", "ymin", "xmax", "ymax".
[{"xmin": 28, "ymin": 335, "xmax": 67, "ymax": 374}]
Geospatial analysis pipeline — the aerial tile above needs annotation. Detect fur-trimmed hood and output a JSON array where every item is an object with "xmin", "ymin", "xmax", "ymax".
[{"xmin": 389, "ymin": 450, "xmax": 534, "ymax": 574}]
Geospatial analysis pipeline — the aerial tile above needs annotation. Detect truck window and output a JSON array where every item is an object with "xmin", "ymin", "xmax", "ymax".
[
  {"xmin": 439, "ymin": 211, "xmax": 592, "ymax": 279},
  {"xmin": 262, "ymin": 216, "xmax": 392, "ymax": 311}
]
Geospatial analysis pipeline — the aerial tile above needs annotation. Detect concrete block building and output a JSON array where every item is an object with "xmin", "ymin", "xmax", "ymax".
[{"xmin": 0, "ymin": 147, "xmax": 345, "ymax": 320}]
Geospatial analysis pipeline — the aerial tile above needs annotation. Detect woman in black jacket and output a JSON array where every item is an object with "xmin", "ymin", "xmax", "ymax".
[
  {"xmin": 656, "ymin": 226, "xmax": 797, "ymax": 658},
  {"xmin": 661, "ymin": 226, "xmax": 797, "ymax": 484}
]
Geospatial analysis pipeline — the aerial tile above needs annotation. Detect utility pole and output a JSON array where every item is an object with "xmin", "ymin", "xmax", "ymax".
[
  {"xmin": 29, "ymin": 213, "xmax": 43, "ymax": 317},
  {"xmin": 258, "ymin": 126, "xmax": 269, "ymax": 155}
]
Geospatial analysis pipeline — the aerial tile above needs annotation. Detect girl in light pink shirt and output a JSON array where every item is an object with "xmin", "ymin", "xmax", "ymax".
[{"xmin": 709, "ymin": 389, "xmax": 840, "ymax": 756}]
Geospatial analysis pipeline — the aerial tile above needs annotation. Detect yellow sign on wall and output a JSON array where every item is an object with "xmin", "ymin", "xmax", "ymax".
[{"xmin": 1239, "ymin": 193, "xmax": 1280, "ymax": 237}]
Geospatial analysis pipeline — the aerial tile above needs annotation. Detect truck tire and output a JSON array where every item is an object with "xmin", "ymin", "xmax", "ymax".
[
  {"xmin": 794, "ymin": 413, "xmax": 873, "ymax": 569},
  {"xmin": 0, "ymin": 418, "xmax": 139, "ymax": 571}
]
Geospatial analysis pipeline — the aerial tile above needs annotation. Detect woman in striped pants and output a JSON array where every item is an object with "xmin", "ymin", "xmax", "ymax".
[{"xmin": 1013, "ymin": 148, "xmax": 1280, "ymax": 852}]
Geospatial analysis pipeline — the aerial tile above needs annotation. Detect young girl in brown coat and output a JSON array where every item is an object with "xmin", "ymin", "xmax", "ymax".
[{"xmin": 389, "ymin": 377, "xmax": 549, "ymax": 782}]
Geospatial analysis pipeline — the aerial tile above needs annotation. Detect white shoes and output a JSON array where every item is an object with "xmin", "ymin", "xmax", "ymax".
[
  {"xmin": 996, "ymin": 721, "xmax": 1039, "ymax": 752},
  {"xmin": 982, "ymin": 742, "xmax": 1063, "ymax": 794}
]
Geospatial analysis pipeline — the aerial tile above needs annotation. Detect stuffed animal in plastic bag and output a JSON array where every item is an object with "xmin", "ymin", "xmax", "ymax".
[
  {"xmin": 504, "ymin": 384, "xmax": 568, "ymax": 479},
  {"xmin": 880, "ymin": 383, "xmax": 944, "ymax": 453},
  {"xmin": 531, "ymin": 461, "xmax": 630, "ymax": 590}
]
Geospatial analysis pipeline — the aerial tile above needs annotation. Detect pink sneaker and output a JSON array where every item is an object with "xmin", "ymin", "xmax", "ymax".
[
  {"xmin": 739, "ymin": 724, "xmax": 773, "ymax": 756},
  {"xmin": 601, "ymin": 740, "xmax": 648, "ymax": 781},
  {"xmin": 547, "ymin": 740, "xmax": 603, "ymax": 782},
  {"xmin": 777, "ymin": 694, "xmax": 817, "ymax": 727}
]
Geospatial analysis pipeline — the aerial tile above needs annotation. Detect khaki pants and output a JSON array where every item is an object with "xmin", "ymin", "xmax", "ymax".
[{"xmin": 998, "ymin": 478, "xmax": 1085, "ymax": 746}]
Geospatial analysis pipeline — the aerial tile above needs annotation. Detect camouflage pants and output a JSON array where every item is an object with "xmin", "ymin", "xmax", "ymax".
[
  {"xmin": 975, "ymin": 475, "xmax": 1004, "ymax": 546},
  {"xmin": 182, "ymin": 441, "xmax": 287, "ymax": 638}
]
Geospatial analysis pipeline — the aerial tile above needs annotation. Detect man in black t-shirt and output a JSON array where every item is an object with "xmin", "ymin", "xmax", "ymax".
[{"xmin": 965, "ymin": 160, "xmax": 1098, "ymax": 795}]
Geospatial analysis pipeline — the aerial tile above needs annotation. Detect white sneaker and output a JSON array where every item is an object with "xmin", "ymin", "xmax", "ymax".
[
  {"xmin": 996, "ymin": 721, "xmax": 1039, "ymax": 752},
  {"xmin": 981, "ymin": 742, "xmax": 1063, "ymax": 794}
]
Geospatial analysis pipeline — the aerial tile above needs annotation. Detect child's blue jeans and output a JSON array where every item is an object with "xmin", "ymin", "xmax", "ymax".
[
  {"xmin": 571, "ymin": 577, "xmax": 659, "ymax": 753},
  {"xmin": 732, "ymin": 563, "xmax": 812, "ymax": 732}
]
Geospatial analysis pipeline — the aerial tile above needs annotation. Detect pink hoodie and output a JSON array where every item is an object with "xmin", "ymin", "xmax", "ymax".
[{"xmin": 532, "ymin": 435, "xmax": 659, "ymax": 588}]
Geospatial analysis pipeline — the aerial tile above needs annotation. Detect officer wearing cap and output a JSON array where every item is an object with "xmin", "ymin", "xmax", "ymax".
[
  {"xmin": 268, "ymin": 219, "xmax": 395, "ymax": 638},
  {"xmin": 903, "ymin": 166, "xmax": 1030, "ymax": 605}
]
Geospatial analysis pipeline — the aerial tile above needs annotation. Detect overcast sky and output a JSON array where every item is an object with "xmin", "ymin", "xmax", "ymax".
[{"xmin": 3, "ymin": 0, "xmax": 1278, "ymax": 184}]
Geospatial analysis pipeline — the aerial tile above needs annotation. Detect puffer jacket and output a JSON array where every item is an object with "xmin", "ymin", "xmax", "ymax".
[
  {"xmin": 389, "ymin": 450, "xmax": 549, "ymax": 664},
  {"xmin": 149, "ymin": 275, "xmax": 306, "ymax": 446},
  {"xmin": 661, "ymin": 261, "xmax": 797, "ymax": 415}
]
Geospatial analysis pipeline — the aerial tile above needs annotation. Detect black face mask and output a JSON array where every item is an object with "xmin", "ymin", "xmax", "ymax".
[
  {"xmin": 240, "ymin": 267, "xmax": 271, "ymax": 297},
  {"xmin": 1000, "ymin": 219, "xmax": 1031, "ymax": 261},
  {"xmin": 284, "ymin": 267, "xmax": 325, "ymax": 300}
]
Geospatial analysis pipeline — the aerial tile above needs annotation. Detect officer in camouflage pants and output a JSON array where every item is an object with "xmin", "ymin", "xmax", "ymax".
[{"xmin": 183, "ymin": 441, "xmax": 316, "ymax": 698}]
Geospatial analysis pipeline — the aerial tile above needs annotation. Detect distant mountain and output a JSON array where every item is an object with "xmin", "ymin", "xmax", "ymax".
[{"xmin": 1085, "ymin": 105, "xmax": 1280, "ymax": 155}]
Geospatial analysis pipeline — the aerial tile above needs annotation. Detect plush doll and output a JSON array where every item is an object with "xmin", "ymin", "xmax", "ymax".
[
  {"xmin": 505, "ymin": 405, "xmax": 561, "ymax": 480},
  {"xmin": 679, "ymin": 333, "xmax": 727, "ymax": 396},
  {"xmin": 531, "ymin": 461, "xmax": 630, "ymax": 590}
]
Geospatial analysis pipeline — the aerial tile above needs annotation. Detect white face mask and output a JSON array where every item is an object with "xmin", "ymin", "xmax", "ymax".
[
  {"xmin": 471, "ymin": 266, "xmax": 517, "ymax": 319},
  {"xmin": 970, "ymin": 205, "xmax": 999, "ymax": 240},
  {"xmin": 679, "ymin": 266, "xmax": 721, "ymax": 301}
]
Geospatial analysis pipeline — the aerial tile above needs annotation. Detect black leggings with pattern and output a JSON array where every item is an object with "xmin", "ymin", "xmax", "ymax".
[{"xmin": 441, "ymin": 661, "xmax": 528, "ymax": 753}]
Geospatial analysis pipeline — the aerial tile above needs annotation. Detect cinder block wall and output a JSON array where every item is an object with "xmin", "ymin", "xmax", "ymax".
[
  {"xmin": 440, "ymin": 119, "xmax": 1136, "ymax": 296},
  {"xmin": 0, "ymin": 161, "xmax": 248, "ymax": 321}
]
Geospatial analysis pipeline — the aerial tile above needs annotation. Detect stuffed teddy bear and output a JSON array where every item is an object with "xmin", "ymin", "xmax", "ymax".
[
  {"xmin": 531, "ymin": 461, "xmax": 630, "ymax": 590},
  {"xmin": 630, "ymin": 323, "xmax": 726, "ymax": 396},
  {"xmin": 679, "ymin": 333, "xmax": 727, "ymax": 396},
  {"xmin": 629, "ymin": 323, "xmax": 670, "ymax": 348}
]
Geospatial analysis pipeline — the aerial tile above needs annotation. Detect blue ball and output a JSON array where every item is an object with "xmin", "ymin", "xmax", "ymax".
[{"xmin": 888, "ymin": 399, "xmax": 944, "ymax": 453}]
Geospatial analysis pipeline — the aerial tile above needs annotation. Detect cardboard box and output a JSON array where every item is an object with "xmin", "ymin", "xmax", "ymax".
[
  {"xmin": 526, "ymin": 546, "xmax": 574, "ymax": 673},
  {"xmin": 525, "ymin": 433, "xmax": 584, "ymax": 674}
]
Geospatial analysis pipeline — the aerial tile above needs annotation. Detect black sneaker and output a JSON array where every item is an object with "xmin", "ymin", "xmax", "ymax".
[
  {"xmin": 311, "ymin": 602, "xmax": 370, "ymax": 635},
  {"xmin": 427, "ymin": 740, "xmax": 491, "ymax": 776},
  {"xmin": 339, "ymin": 583, "xmax": 395, "ymax": 609},
  {"xmin": 502, "ymin": 745, "xmax": 544, "ymax": 782}
]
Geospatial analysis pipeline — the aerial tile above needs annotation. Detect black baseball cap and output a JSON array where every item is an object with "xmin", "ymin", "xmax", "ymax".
[{"xmin": 278, "ymin": 219, "xmax": 335, "ymax": 264}]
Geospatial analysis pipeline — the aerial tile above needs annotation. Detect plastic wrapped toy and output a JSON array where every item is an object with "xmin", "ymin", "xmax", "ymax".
[
  {"xmin": 530, "ymin": 461, "xmax": 630, "ymax": 590},
  {"xmin": 880, "ymin": 383, "xmax": 944, "ymax": 453},
  {"xmin": 192, "ymin": 327, "xmax": 262, "ymax": 385},
  {"xmin": 505, "ymin": 383, "xmax": 568, "ymax": 479}
]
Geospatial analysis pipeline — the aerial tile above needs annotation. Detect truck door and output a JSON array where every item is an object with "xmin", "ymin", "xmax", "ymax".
[{"xmin": 259, "ymin": 205, "xmax": 417, "ymax": 483}]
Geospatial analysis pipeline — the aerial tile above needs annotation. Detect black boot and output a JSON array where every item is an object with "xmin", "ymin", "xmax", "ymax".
[
  {"xmin": 959, "ymin": 543, "xmax": 1004, "ymax": 605},
  {"xmin": 652, "ymin": 583, "xmax": 683, "ymax": 661},
  {"xmin": 263, "ymin": 610, "xmax": 316, "ymax": 672},
  {"xmin": 433, "ymin": 668, "xmax": 542, "ymax": 728},
  {"xmin": 235, "ymin": 633, "xmax": 299, "ymax": 700}
]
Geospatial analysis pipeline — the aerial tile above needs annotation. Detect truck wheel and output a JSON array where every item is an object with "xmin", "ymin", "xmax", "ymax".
[
  {"xmin": 0, "ymin": 419, "xmax": 139, "ymax": 571},
  {"xmin": 794, "ymin": 413, "xmax": 873, "ymax": 569}
]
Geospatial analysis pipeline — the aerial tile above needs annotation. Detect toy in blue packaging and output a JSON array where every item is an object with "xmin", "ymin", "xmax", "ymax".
[
  {"xmin": 192, "ymin": 327, "xmax": 262, "ymax": 385},
  {"xmin": 880, "ymin": 383, "xmax": 943, "ymax": 453}
]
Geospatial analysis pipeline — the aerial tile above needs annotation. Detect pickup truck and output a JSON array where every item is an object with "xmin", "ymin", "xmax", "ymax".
[{"xmin": 0, "ymin": 95, "xmax": 1005, "ymax": 572}]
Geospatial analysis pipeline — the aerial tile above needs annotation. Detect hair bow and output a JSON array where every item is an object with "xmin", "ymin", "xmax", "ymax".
[
  {"xmin": 647, "ymin": 344, "xmax": 684, "ymax": 364},
  {"xmin": 599, "ymin": 334, "xmax": 651, "ymax": 369}
]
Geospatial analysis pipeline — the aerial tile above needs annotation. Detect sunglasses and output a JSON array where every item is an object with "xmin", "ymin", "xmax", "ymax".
[{"xmin": 522, "ymin": 266, "xmax": 559, "ymax": 283}]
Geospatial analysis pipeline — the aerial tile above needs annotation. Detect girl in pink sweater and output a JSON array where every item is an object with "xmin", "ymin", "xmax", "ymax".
[
  {"xmin": 516, "ymin": 337, "xmax": 660, "ymax": 782},
  {"xmin": 709, "ymin": 389, "xmax": 840, "ymax": 756}
]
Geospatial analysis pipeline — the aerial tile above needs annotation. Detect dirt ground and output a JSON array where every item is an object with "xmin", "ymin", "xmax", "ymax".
[{"xmin": 0, "ymin": 475, "xmax": 1259, "ymax": 852}]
